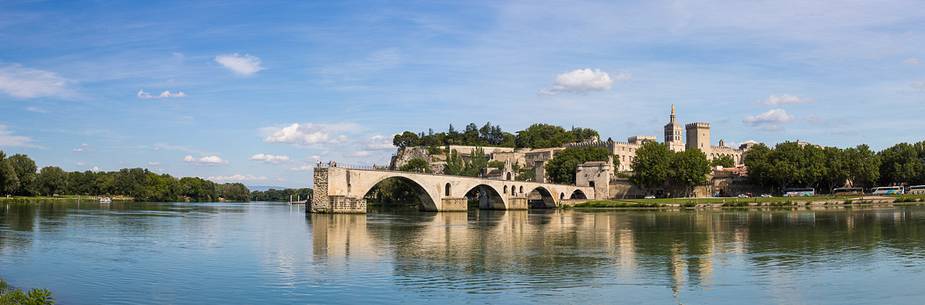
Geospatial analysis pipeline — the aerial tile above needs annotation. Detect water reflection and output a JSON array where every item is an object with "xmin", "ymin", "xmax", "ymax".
[
  {"xmin": 2, "ymin": 202, "xmax": 925, "ymax": 304},
  {"xmin": 306, "ymin": 207, "xmax": 925, "ymax": 297}
]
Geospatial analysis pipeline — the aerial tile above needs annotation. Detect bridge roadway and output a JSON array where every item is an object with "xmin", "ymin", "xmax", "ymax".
[{"xmin": 309, "ymin": 165, "xmax": 595, "ymax": 213}]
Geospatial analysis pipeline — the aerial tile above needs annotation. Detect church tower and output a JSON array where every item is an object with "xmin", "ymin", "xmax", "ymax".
[{"xmin": 663, "ymin": 104, "xmax": 685, "ymax": 152}]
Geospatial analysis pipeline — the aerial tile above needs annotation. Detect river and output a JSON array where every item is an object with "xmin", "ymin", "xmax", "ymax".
[{"xmin": 1, "ymin": 201, "xmax": 924, "ymax": 304}]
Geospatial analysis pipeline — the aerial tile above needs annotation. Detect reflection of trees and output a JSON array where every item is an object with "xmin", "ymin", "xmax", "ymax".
[{"xmin": 305, "ymin": 207, "xmax": 925, "ymax": 295}]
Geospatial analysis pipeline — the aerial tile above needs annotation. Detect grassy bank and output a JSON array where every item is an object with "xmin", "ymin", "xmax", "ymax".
[
  {"xmin": 0, "ymin": 280, "xmax": 54, "ymax": 305},
  {"xmin": 573, "ymin": 194, "xmax": 925, "ymax": 209},
  {"xmin": 0, "ymin": 195, "xmax": 134, "ymax": 203}
]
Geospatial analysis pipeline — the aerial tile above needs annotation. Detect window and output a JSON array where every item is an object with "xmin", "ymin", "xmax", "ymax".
[{"xmin": 445, "ymin": 183, "xmax": 451, "ymax": 196}]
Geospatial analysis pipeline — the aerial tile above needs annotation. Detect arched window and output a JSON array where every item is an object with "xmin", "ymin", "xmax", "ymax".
[
  {"xmin": 504, "ymin": 185, "xmax": 508, "ymax": 194},
  {"xmin": 560, "ymin": 193, "xmax": 565, "ymax": 200},
  {"xmin": 445, "ymin": 183, "xmax": 451, "ymax": 196},
  {"xmin": 506, "ymin": 172, "xmax": 512, "ymax": 181},
  {"xmin": 519, "ymin": 186, "xmax": 523, "ymax": 194}
]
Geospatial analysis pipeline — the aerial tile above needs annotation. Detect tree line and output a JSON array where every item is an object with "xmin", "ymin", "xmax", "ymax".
[
  {"xmin": 392, "ymin": 122, "xmax": 599, "ymax": 149},
  {"xmin": 745, "ymin": 141, "xmax": 925, "ymax": 192},
  {"xmin": 0, "ymin": 151, "xmax": 250, "ymax": 202},
  {"xmin": 250, "ymin": 188, "xmax": 313, "ymax": 202}
]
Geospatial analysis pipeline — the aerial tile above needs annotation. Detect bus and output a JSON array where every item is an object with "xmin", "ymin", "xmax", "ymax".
[
  {"xmin": 784, "ymin": 188, "xmax": 815, "ymax": 197},
  {"xmin": 871, "ymin": 186, "xmax": 904, "ymax": 195},
  {"xmin": 906, "ymin": 185, "xmax": 925, "ymax": 195},
  {"xmin": 832, "ymin": 187, "xmax": 864, "ymax": 195}
]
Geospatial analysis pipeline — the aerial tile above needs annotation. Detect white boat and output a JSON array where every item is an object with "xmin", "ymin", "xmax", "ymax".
[{"xmin": 99, "ymin": 197, "xmax": 112, "ymax": 204}]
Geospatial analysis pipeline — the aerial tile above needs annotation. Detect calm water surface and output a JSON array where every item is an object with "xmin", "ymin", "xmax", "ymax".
[{"xmin": 2, "ymin": 202, "xmax": 925, "ymax": 304}]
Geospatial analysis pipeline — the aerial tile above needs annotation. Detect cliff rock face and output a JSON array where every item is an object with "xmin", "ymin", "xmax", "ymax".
[{"xmin": 389, "ymin": 147, "xmax": 447, "ymax": 174}]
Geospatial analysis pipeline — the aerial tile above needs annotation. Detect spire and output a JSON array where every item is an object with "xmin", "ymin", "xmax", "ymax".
[{"xmin": 671, "ymin": 104, "xmax": 676, "ymax": 116}]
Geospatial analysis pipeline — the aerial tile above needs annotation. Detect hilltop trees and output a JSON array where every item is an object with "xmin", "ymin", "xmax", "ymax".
[
  {"xmin": 514, "ymin": 124, "xmax": 599, "ymax": 149},
  {"xmin": 879, "ymin": 142, "xmax": 925, "ymax": 185},
  {"xmin": 545, "ymin": 146, "xmax": 611, "ymax": 184},
  {"xmin": 392, "ymin": 122, "xmax": 598, "ymax": 150}
]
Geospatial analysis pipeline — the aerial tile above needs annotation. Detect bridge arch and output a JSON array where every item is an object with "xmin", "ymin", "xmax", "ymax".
[
  {"xmin": 359, "ymin": 175, "xmax": 438, "ymax": 211},
  {"xmin": 527, "ymin": 186, "xmax": 557, "ymax": 209},
  {"xmin": 570, "ymin": 189, "xmax": 588, "ymax": 199},
  {"xmin": 463, "ymin": 184, "xmax": 507, "ymax": 210}
]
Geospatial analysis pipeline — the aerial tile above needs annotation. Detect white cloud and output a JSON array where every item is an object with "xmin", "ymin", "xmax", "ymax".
[
  {"xmin": 147, "ymin": 161, "xmax": 161, "ymax": 166},
  {"xmin": 540, "ymin": 68, "xmax": 629, "ymax": 95},
  {"xmin": 761, "ymin": 94, "xmax": 814, "ymax": 105},
  {"xmin": 262, "ymin": 123, "xmax": 359, "ymax": 146},
  {"xmin": 290, "ymin": 164, "xmax": 315, "ymax": 172},
  {"xmin": 25, "ymin": 106, "xmax": 47, "ymax": 113},
  {"xmin": 183, "ymin": 155, "xmax": 228, "ymax": 165},
  {"xmin": 72, "ymin": 143, "xmax": 88, "ymax": 152},
  {"xmin": 250, "ymin": 153, "xmax": 290, "ymax": 163},
  {"xmin": 137, "ymin": 89, "xmax": 186, "ymax": 99},
  {"xmin": 214, "ymin": 53, "xmax": 264, "ymax": 76},
  {"xmin": 350, "ymin": 151, "xmax": 371, "ymax": 157},
  {"xmin": 0, "ymin": 124, "xmax": 35, "ymax": 147},
  {"xmin": 207, "ymin": 174, "xmax": 268, "ymax": 182},
  {"xmin": 0, "ymin": 64, "xmax": 72, "ymax": 99},
  {"xmin": 743, "ymin": 109, "xmax": 794, "ymax": 126},
  {"xmin": 365, "ymin": 135, "xmax": 395, "ymax": 150},
  {"xmin": 905, "ymin": 58, "xmax": 922, "ymax": 65},
  {"xmin": 912, "ymin": 81, "xmax": 925, "ymax": 91}
]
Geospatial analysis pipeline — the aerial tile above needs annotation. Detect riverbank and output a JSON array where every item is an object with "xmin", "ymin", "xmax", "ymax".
[
  {"xmin": 571, "ymin": 194, "xmax": 925, "ymax": 209},
  {"xmin": 0, "ymin": 195, "xmax": 134, "ymax": 203}
]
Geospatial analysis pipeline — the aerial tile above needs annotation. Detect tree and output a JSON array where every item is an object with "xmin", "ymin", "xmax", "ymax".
[
  {"xmin": 544, "ymin": 146, "xmax": 610, "ymax": 184},
  {"xmin": 744, "ymin": 143, "xmax": 773, "ymax": 187},
  {"xmin": 630, "ymin": 142, "xmax": 672, "ymax": 189},
  {"xmin": 515, "ymin": 124, "xmax": 572, "ymax": 148},
  {"xmin": 668, "ymin": 148, "xmax": 710, "ymax": 197},
  {"xmin": 392, "ymin": 131, "xmax": 421, "ymax": 149},
  {"xmin": 846, "ymin": 144, "xmax": 880, "ymax": 188},
  {"xmin": 399, "ymin": 158, "xmax": 431, "ymax": 173},
  {"xmin": 0, "ymin": 151, "xmax": 19, "ymax": 195},
  {"xmin": 879, "ymin": 143, "xmax": 924, "ymax": 185},
  {"xmin": 568, "ymin": 127, "xmax": 599, "ymax": 143},
  {"xmin": 35, "ymin": 166, "xmax": 67, "ymax": 196},
  {"xmin": 6, "ymin": 154, "xmax": 37, "ymax": 195},
  {"xmin": 710, "ymin": 155, "xmax": 735, "ymax": 168}
]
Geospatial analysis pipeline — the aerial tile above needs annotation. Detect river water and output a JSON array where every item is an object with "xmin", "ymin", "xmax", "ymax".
[{"xmin": 1, "ymin": 202, "xmax": 924, "ymax": 304}]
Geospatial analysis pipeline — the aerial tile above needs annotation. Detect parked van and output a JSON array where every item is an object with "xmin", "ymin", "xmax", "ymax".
[{"xmin": 872, "ymin": 186, "xmax": 904, "ymax": 195}]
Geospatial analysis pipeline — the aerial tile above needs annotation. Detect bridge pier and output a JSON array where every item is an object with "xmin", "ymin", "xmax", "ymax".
[{"xmin": 440, "ymin": 197, "xmax": 468, "ymax": 212}]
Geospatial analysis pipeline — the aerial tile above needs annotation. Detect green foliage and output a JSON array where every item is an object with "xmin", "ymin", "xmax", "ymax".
[
  {"xmin": 0, "ymin": 152, "xmax": 19, "ymax": 195},
  {"xmin": 250, "ymin": 188, "xmax": 313, "ymax": 202},
  {"xmin": 879, "ymin": 142, "xmax": 925, "ymax": 185},
  {"xmin": 630, "ymin": 142, "xmax": 672, "ymax": 189},
  {"xmin": 544, "ymin": 146, "xmax": 610, "ymax": 184},
  {"xmin": 514, "ymin": 124, "xmax": 599, "ymax": 149},
  {"xmin": 443, "ymin": 148, "xmax": 490, "ymax": 177},
  {"xmin": 394, "ymin": 122, "xmax": 516, "ymax": 148},
  {"xmin": 0, "ymin": 280, "xmax": 55, "ymax": 305},
  {"xmin": 710, "ymin": 155, "xmax": 735, "ymax": 168},
  {"xmin": 35, "ymin": 166, "xmax": 67, "ymax": 196},
  {"xmin": 0, "ymin": 151, "xmax": 249, "ymax": 202},
  {"xmin": 399, "ymin": 158, "xmax": 431, "ymax": 173},
  {"xmin": 668, "ymin": 148, "xmax": 710, "ymax": 196},
  {"xmin": 746, "ymin": 142, "xmax": 888, "ymax": 192}
]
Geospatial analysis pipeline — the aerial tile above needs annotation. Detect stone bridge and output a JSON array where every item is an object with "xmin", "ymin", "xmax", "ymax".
[{"xmin": 309, "ymin": 165, "xmax": 595, "ymax": 213}]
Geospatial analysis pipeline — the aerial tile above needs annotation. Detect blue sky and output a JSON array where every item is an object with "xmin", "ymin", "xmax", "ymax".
[{"xmin": 1, "ymin": 0, "xmax": 924, "ymax": 188}]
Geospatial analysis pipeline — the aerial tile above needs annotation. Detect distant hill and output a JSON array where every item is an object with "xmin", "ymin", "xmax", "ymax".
[{"xmin": 247, "ymin": 185, "xmax": 287, "ymax": 192}]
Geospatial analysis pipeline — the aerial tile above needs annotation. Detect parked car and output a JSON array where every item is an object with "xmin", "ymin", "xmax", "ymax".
[
  {"xmin": 737, "ymin": 194, "xmax": 749, "ymax": 198},
  {"xmin": 644, "ymin": 195, "xmax": 656, "ymax": 199},
  {"xmin": 760, "ymin": 194, "xmax": 772, "ymax": 198}
]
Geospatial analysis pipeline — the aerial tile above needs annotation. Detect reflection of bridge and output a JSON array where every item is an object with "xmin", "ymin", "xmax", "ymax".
[{"xmin": 309, "ymin": 164, "xmax": 595, "ymax": 213}]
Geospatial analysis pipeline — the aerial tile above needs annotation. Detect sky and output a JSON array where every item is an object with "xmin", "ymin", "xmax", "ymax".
[{"xmin": 1, "ymin": 0, "xmax": 924, "ymax": 188}]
